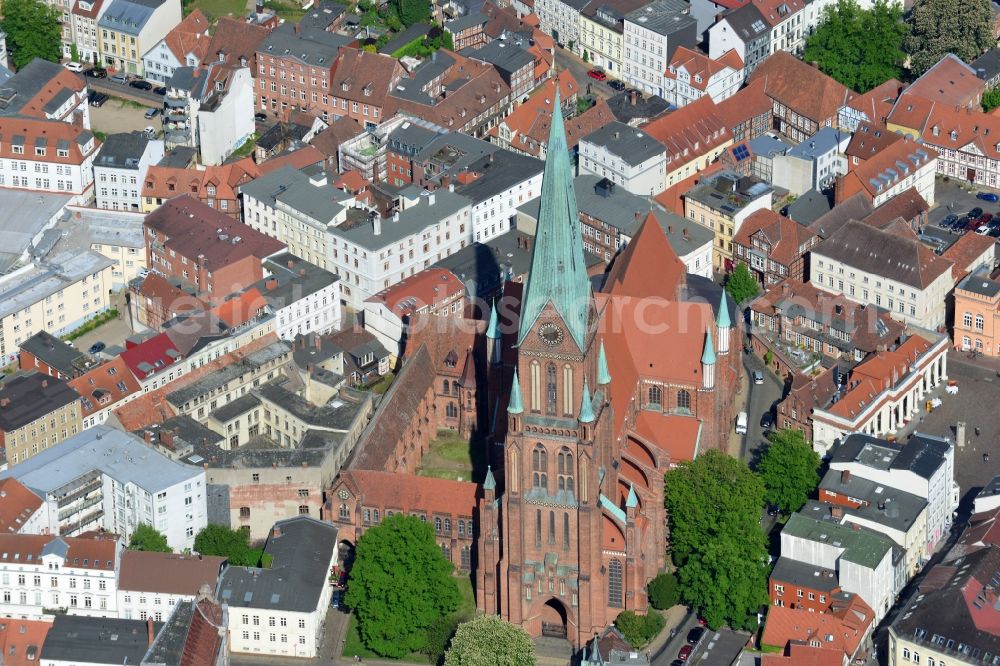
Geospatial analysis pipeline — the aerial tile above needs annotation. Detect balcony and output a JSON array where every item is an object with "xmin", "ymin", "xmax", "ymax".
[{"xmin": 58, "ymin": 495, "xmax": 102, "ymax": 522}]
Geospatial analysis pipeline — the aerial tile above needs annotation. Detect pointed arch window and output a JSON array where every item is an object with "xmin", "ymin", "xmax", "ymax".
[
  {"xmin": 563, "ymin": 513, "xmax": 570, "ymax": 550},
  {"xmin": 546, "ymin": 363, "xmax": 557, "ymax": 415},
  {"xmin": 608, "ymin": 559, "xmax": 623, "ymax": 607},
  {"xmin": 648, "ymin": 386, "xmax": 662, "ymax": 409},
  {"xmin": 532, "ymin": 444, "xmax": 548, "ymax": 490},
  {"xmin": 557, "ymin": 448, "xmax": 574, "ymax": 493},
  {"xmin": 460, "ymin": 545, "xmax": 471, "ymax": 570},
  {"xmin": 441, "ymin": 543, "xmax": 451, "ymax": 561},
  {"xmin": 562, "ymin": 364, "xmax": 573, "ymax": 415},
  {"xmin": 338, "ymin": 503, "xmax": 349, "ymax": 520},
  {"xmin": 452, "ymin": 381, "xmax": 461, "ymax": 395},
  {"xmin": 677, "ymin": 389, "xmax": 691, "ymax": 413},
  {"xmin": 446, "ymin": 402, "xmax": 458, "ymax": 418},
  {"xmin": 530, "ymin": 361, "xmax": 541, "ymax": 412}
]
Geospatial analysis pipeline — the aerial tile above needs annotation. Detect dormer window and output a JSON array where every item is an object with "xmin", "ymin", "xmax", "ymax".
[
  {"xmin": 35, "ymin": 147, "xmax": 45, "ymax": 156},
  {"xmin": 341, "ymin": 81, "xmax": 349, "ymax": 92},
  {"xmin": 207, "ymin": 185, "xmax": 216, "ymax": 197},
  {"xmin": 951, "ymin": 130, "xmax": 958, "ymax": 140},
  {"xmin": 932, "ymin": 125, "xmax": 939, "ymax": 137},
  {"xmin": 57, "ymin": 149, "xmax": 69, "ymax": 158},
  {"xmin": 363, "ymin": 83, "xmax": 372, "ymax": 97},
  {"xmin": 694, "ymin": 74, "xmax": 702, "ymax": 83},
  {"xmin": 12, "ymin": 145, "xmax": 23, "ymax": 155}
]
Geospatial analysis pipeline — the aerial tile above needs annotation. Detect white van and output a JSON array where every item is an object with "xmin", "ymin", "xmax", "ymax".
[
  {"xmin": 64, "ymin": 62, "xmax": 84, "ymax": 73},
  {"xmin": 735, "ymin": 411, "xmax": 748, "ymax": 435}
]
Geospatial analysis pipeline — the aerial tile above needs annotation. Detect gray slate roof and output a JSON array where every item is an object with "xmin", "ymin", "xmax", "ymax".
[
  {"xmin": 454, "ymin": 150, "xmax": 543, "ymax": 204},
  {"xmin": 240, "ymin": 166, "xmax": 346, "ymax": 225},
  {"xmin": 461, "ymin": 39, "xmax": 534, "ymax": 76},
  {"xmin": 94, "ymin": 131, "xmax": 151, "ymax": 170},
  {"xmin": 336, "ymin": 189, "xmax": 471, "ymax": 251},
  {"xmin": 831, "ymin": 432, "xmax": 950, "ymax": 480},
  {"xmin": 957, "ymin": 271, "xmax": 1000, "ymax": 299},
  {"xmin": 721, "ymin": 2, "xmax": 769, "ymax": 42},
  {"xmin": 18, "ymin": 331, "xmax": 85, "ymax": 376},
  {"xmin": 43, "ymin": 616, "xmax": 163, "ymax": 664},
  {"xmin": 0, "ymin": 59, "xmax": 71, "ymax": 117},
  {"xmin": 786, "ymin": 188, "xmax": 833, "ymax": 226},
  {"xmin": 445, "ymin": 11, "xmax": 488, "ymax": 33},
  {"xmin": 217, "ymin": 516, "xmax": 337, "ymax": 612},
  {"xmin": 99, "ymin": 0, "xmax": 167, "ymax": 36},
  {"xmin": 258, "ymin": 22, "xmax": 349, "ymax": 67},
  {"xmin": 581, "ymin": 121, "xmax": 665, "ymax": 166},
  {"xmin": 625, "ymin": 0, "xmax": 696, "ymax": 36}
]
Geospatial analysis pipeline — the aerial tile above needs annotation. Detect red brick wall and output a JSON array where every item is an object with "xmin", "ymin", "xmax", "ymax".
[
  {"xmin": 769, "ymin": 577, "xmax": 838, "ymax": 612},
  {"xmin": 18, "ymin": 351, "xmax": 66, "ymax": 380}
]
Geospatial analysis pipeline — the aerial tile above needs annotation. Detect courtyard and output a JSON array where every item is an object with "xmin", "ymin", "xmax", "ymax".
[{"xmin": 416, "ymin": 429, "xmax": 488, "ymax": 484}]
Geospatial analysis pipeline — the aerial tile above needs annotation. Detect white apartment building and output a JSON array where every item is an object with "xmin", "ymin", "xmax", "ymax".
[
  {"xmin": 0, "ymin": 426, "xmax": 207, "ymax": 551},
  {"xmin": 70, "ymin": 0, "xmax": 109, "ymax": 63},
  {"xmin": 622, "ymin": 0, "xmax": 697, "ymax": 97},
  {"xmin": 451, "ymin": 151, "xmax": 543, "ymax": 243},
  {"xmin": 94, "ymin": 132, "xmax": 164, "ymax": 211},
  {"xmin": 0, "ymin": 250, "xmax": 115, "ymax": 366},
  {"xmin": 255, "ymin": 253, "xmax": 343, "ymax": 340},
  {"xmin": 663, "ymin": 46, "xmax": 744, "ymax": 108},
  {"xmin": 221, "ymin": 516, "xmax": 338, "ymax": 659},
  {"xmin": 242, "ymin": 168, "xmax": 474, "ymax": 309},
  {"xmin": 829, "ymin": 433, "xmax": 958, "ymax": 558},
  {"xmin": 140, "ymin": 9, "xmax": 209, "ymax": 83},
  {"xmin": 771, "ymin": 126, "xmax": 849, "ymax": 196},
  {"xmin": 578, "ymin": 121, "xmax": 667, "ymax": 196},
  {"xmin": 116, "ymin": 550, "xmax": 226, "ymax": 621},
  {"xmin": 0, "ymin": 117, "xmax": 98, "ymax": 199},
  {"xmin": 535, "ymin": 0, "xmax": 590, "ymax": 51},
  {"xmin": 839, "ymin": 140, "xmax": 937, "ymax": 208},
  {"xmin": 78, "ymin": 208, "xmax": 148, "ymax": 288},
  {"xmin": 0, "ymin": 533, "xmax": 122, "ymax": 618},
  {"xmin": 781, "ymin": 512, "xmax": 904, "ymax": 621},
  {"xmin": 810, "ymin": 220, "xmax": 953, "ymax": 330},
  {"xmin": 0, "ymin": 59, "xmax": 91, "ymax": 128},
  {"xmin": 708, "ymin": 3, "xmax": 771, "ymax": 74}
]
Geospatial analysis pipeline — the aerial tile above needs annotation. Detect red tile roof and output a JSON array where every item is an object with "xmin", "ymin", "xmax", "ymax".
[
  {"xmin": 68, "ymin": 356, "xmax": 142, "ymax": 418},
  {"xmin": 715, "ymin": 78, "xmax": 772, "ymax": 135},
  {"xmin": 604, "ymin": 213, "xmax": 686, "ymax": 301},
  {"xmin": 762, "ymin": 642, "xmax": 845, "ymax": 666},
  {"xmin": 0, "ymin": 479, "xmax": 42, "ymax": 534},
  {"xmin": 365, "ymin": 268, "xmax": 465, "ymax": 318},
  {"xmin": 941, "ymin": 231, "xmax": 997, "ymax": 281},
  {"xmin": 162, "ymin": 9, "xmax": 211, "ymax": 64},
  {"xmin": 749, "ymin": 51, "xmax": 855, "ymax": 125},
  {"xmin": 211, "ymin": 288, "xmax": 268, "ymax": 327},
  {"xmin": 845, "ymin": 80, "xmax": 903, "ymax": 125},
  {"xmin": 632, "ymin": 413, "xmax": 701, "ymax": 463},
  {"xmin": 0, "ymin": 533, "xmax": 119, "ymax": 571},
  {"xmin": 330, "ymin": 47, "xmax": 404, "ymax": 109},
  {"xmin": 118, "ymin": 551, "xmax": 227, "ymax": 595},
  {"xmin": 144, "ymin": 195, "xmax": 286, "ymax": 271},
  {"xmin": 338, "ymin": 469, "xmax": 478, "ymax": 517},
  {"xmin": 828, "ymin": 335, "xmax": 935, "ymax": 419},
  {"xmin": 642, "ymin": 96, "xmax": 731, "ymax": 168},
  {"xmin": 204, "ymin": 17, "xmax": 270, "ymax": 69},
  {"xmin": 664, "ymin": 47, "xmax": 744, "ymax": 91},
  {"xmin": 761, "ymin": 602, "xmax": 872, "ymax": 658},
  {"xmin": 0, "ymin": 619, "xmax": 52, "ymax": 666},
  {"xmin": 844, "ymin": 122, "xmax": 904, "ymax": 162},
  {"xmin": 837, "ymin": 137, "xmax": 937, "ymax": 200},
  {"xmin": 752, "ymin": 0, "xmax": 805, "ymax": 27},
  {"xmin": 119, "ymin": 332, "xmax": 183, "ymax": 381},
  {"xmin": 734, "ymin": 209, "xmax": 817, "ymax": 268},
  {"xmin": 15, "ymin": 68, "xmax": 86, "ymax": 120},
  {"xmin": 906, "ymin": 54, "xmax": 985, "ymax": 108},
  {"xmin": 259, "ymin": 145, "xmax": 326, "ymax": 172},
  {"xmin": 138, "ymin": 273, "xmax": 209, "ymax": 318},
  {"xmin": 181, "ymin": 598, "xmax": 226, "ymax": 666},
  {"xmin": 0, "ymin": 116, "xmax": 96, "ymax": 165}
]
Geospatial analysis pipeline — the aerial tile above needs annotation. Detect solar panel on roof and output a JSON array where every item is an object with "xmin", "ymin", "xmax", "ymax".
[
  {"xmin": 733, "ymin": 144, "xmax": 750, "ymax": 161},
  {"xmin": 244, "ymin": 591, "xmax": 253, "ymax": 603}
]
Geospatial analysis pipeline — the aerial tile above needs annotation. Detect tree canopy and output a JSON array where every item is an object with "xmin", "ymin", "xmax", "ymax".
[
  {"xmin": 0, "ymin": 0, "xmax": 62, "ymax": 69},
  {"xmin": 757, "ymin": 429, "xmax": 821, "ymax": 514},
  {"xmin": 390, "ymin": 0, "xmax": 430, "ymax": 27},
  {"xmin": 613, "ymin": 611, "xmax": 665, "ymax": 649},
  {"xmin": 802, "ymin": 0, "xmax": 907, "ymax": 93},
  {"xmin": 444, "ymin": 615, "xmax": 535, "ymax": 666},
  {"xmin": 726, "ymin": 263, "xmax": 760, "ymax": 306},
  {"xmin": 345, "ymin": 514, "xmax": 461, "ymax": 658},
  {"xmin": 128, "ymin": 524, "xmax": 171, "ymax": 553},
  {"xmin": 647, "ymin": 572, "xmax": 680, "ymax": 610},
  {"xmin": 664, "ymin": 450, "xmax": 769, "ymax": 630},
  {"xmin": 193, "ymin": 525, "xmax": 262, "ymax": 566},
  {"xmin": 906, "ymin": 0, "xmax": 993, "ymax": 76}
]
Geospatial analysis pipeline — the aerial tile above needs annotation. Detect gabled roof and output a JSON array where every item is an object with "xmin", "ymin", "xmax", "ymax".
[
  {"xmin": 838, "ymin": 136, "xmax": 937, "ymax": 200},
  {"xmin": 119, "ymin": 332, "xmax": 183, "ymax": 381},
  {"xmin": 940, "ymin": 228, "xmax": 997, "ymax": 281},
  {"xmin": 844, "ymin": 79, "xmax": 903, "ymax": 125},
  {"xmin": 762, "ymin": 602, "xmax": 872, "ymax": 658},
  {"xmin": 733, "ymin": 208, "xmax": 816, "ymax": 268},
  {"xmin": 0, "ymin": 619, "xmax": 52, "ymax": 666},
  {"xmin": 330, "ymin": 47, "xmax": 403, "ymax": 108},
  {"xmin": 0, "ymin": 533, "xmax": 119, "ymax": 570},
  {"xmin": 749, "ymin": 51, "xmax": 855, "ymax": 124},
  {"xmin": 161, "ymin": 9, "xmax": 211, "ymax": 64},
  {"xmin": 844, "ymin": 122, "xmax": 904, "ymax": 161},
  {"xmin": 365, "ymin": 268, "xmax": 465, "ymax": 318},
  {"xmin": 604, "ymin": 212, "xmax": 685, "ymax": 300},
  {"xmin": 204, "ymin": 16, "xmax": 270, "ymax": 68},
  {"xmin": 337, "ymin": 470, "xmax": 478, "ymax": 517},
  {"xmin": 641, "ymin": 95, "xmax": 731, "ymax": 166},
  {"xmin": 0, "ymin": 59, "xmax": 86, "ymax": 119},
  {"xmin": 0, "ymin": 479, "xmax": 42, "ymax": 534},
  {"xmin": 68, "ymin": 356, "xmax": 142, "ymax": 417},
  {"xmin": 664, "ymin": 47, "xmax": 743, "ymax": 90},
  {"xmin": 119, "ymin": 551, "xmax": 226, "ymax": 595},
  {"xmin": 906, "ymin": 53, "xmax": 985, "ymax": 108}
]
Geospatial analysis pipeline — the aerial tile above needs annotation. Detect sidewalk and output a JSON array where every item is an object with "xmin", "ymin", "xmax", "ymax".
[{"xmin": 646, "ymin": 605, "xmax": 691, "ymax": 656}]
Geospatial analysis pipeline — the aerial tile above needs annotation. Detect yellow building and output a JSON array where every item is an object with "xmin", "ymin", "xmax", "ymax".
[
  {"xmin": 683, "ymin": 170, "xmax": 773, "ymax": 271},
  {"xmin": 0, "ymin": 250, "xmax": 116, "ymax": 366},
  {"xmin": 0, "ymin": 372, "xmax": 83, "ymax": 467},
  {"xmin": 579, "ymin": 0, "xmax": 649, "ymax": 76}
]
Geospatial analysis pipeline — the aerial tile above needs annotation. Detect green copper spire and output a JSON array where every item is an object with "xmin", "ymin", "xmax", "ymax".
[
  {"xmin": 508, "ymin": 368, "xmax": 524, "ymax": 414},
  {"xmin": 483, "ymin": 465, "xmax": 496, "ymax": 490},
  {"xmin": 579, "ymin": 376, "xmax": 595, "ymax": 423},
  {"xmin": 701, "ymin": 329, "xmax": 716, "ymax": 365},
  {"xmin": 517, "ymin": 89, "xmax": 592, "ymax": 350},
  {"xmin": 597, "ymin": 339, "xmax": 611, "ymax": 385},
  {"xmin": 625, "ymin": 483, "xmax": 638, "ymax": 508},
  {"xmin": 717, "ymin": 289, "xmax": 732, "ymax": 329},
  {"xmin": 486, "ymin": 302, "xmax": 500, "ymax": 339}
]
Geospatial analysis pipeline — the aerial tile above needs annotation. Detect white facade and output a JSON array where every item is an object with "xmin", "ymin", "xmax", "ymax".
[
  {"xmin": 0, "ymin": 426, "xmax": 207, "ymax": 551},
  {"xmin": 622, "ymin": 1, "xmax": 696, "ymax": 97},
  {"xmin": 118, "ymin": 588, "xmax": 195, "ymax": 622},
  {"xmin": 0, "ymin": 536, "xmax": 121, "ymax": 618},
  {"xmin": 94, "ymin": 138, "xmax": 164, "ymax": 211},
  {"xmin": 676, "ymin": 238, "xmax": 714, "ymax": 278},
  {"xmin": 142, "ymin": 34, "xmax": 204, "ymax": 84},
  {"xmin": 662, "ymin": 50, "xmax": 743, "ymax": 108},
  {"xmin": 229, "ymin": 602, "xmax": 330, "ymax": 658},
  {"xmin": 535, "ymin": 0, "xmax": 584, "ymax": 50},
  {"xmin": 0, "ymin": 123, "xmax": 97, "ymax": 200},
  {"xmin": 70, "ymin": 0, "xmax": 109, "ymax": 63},
  {"xmin": 708, "ymin": 14, "xmax": 769, "ymax": 74},
  {"xmin": 810, "ymin": 244, "xmax": 951, "ymax": 331},
  {"xmin": 466, "ymin": 171, "xmax": 542, "ymax": 243},
  {"xmin": 197, "ymin": 67, "xmax": 255, "ymax": 166},
  {"xmin": 829, "ymin": 435, "xmax": 957, "ymax": 556},
  {"xmin": 578, "ymin": 136, "xmax": 667, "ymax": 196},
  {"xmin": 868, "ymin": 154, "xmax": 937, "ymax": 208},
  {"xmin": 771, "ymin": 130, "xmax": 849, "ymax": 196}
]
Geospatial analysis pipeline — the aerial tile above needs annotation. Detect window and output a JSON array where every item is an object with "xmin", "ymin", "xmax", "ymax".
[
  {"xmin": 648, "ymin": 386, "xmax": 662, "ymax": 408},
  {"xmin": 446, "ymin": 402, "xmax": 458, "ymax": 418},
  {"xmin": 677, "ymin": 389, "xmax": 691, "ymax": 412},
  {"xmin": 976, "ymin": 314, "xmax": 985, "ymax": 331},
  {"xmin": 563, "ymin": 512, "xmax": 570, "ymax": 550},
  {"xmin": 532, "ymin": 445, "xmax": 548, "ymax": 489},
  {"xmin": 557, "ymin": 448, "xmax": 574, "ymax": 492},
  {"xmin": 546, "ymin": 363, "xmax": 557, "ymax": 415},
  {"xmin": 608, "ymin": 559, "xmax": 623, "ymax": 607},
  {"xmin": 240, "ymin": 506, "xmax": 250, "ymax": 518},
  {"xmin": 535, "ymin": 509, "xmax": 542, "ymax": 546},
  {"xmin": 562, "ymin": 364, "xmax": 573, "ymax": 415},
  {"xmin": 339, "ymin": 503, "xmax": 349, "ymax": 519}
]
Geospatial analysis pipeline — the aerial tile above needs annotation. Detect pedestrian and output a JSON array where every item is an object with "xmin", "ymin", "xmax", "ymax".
[
  {"xmin": 976, "ymin": 427, "xmax": 982, "ymax": 437},
  {"xmin": 985, "ymin": 452, "xmax": 991, "ymax": 463}
]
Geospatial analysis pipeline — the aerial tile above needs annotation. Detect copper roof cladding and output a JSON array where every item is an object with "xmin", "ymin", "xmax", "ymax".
[
  {"xmin": 118, "ymin": 551, "xmax": 227, "ymax": 595},
  {"xmin": 143, "ymin": 195, "xmax": 285, "ymax": 269}
]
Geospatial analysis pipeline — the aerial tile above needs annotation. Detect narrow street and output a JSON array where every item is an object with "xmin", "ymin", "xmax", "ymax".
[
  {"xmin": 552, "ymin": 47, "xmax": 619, "ymax": 101},
  {"xmin": 740, "ymin": 350, "xmax": 785, "ymax": 466}
]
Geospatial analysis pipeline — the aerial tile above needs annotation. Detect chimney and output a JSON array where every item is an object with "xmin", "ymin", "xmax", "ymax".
[
  {"xmin": 273, "ymin": 525, "xmax": 282, "ymax": 537},
  {"xmin": 41, "ymin": 379, "xmax": 48, "ymax": 388},
  {"xmin": 147, "ymin": 618, "xmax": 155, "ymax": 647},
  {"xmin": 630, "ymin": 90, "xmax": 637, "ymax": 106},
  {"xmin": 294, "ymin": 23, "xmax": 300, "ymax": 34},
  {"xmin": 143, "ymin": 429, "xmax": 154, "ymax": 444},
  {"xmin": 668, "ymin": 224, "xmax": 673, "ymax": 233},
  {"xmin": 841, "ymin": 469, "xmax": 851, "ymax": 483},
  {"xmin": 287, "ymin": 259, "xmax": 295, "ymax": 269},
  {"xmin": 830, "ymin": 506, "xmax": 843, "ymax": 519},
  {"xmin": 428, "ymin": 192, "xmax": 436, "ymax": 206},
  {"xmin": 851, "ymin": 522, "xmax": 861, "ymax": 531},
  {"xmin": 682, "ymin": 227, "xmax": 688, "ymax": 239},
  {"xmin": 161, "ymin": 430, "xmax": 174, "ymax": 448},
  {"xmin": 299, "ymin": 268, "xmax": 306, "ymax": 277},
  {"xmin": 265, "ymin": 278, "xmax": 278, "ymax": 290},
  {"xmin": 634, "ymin": 211, "xmax": 641, "ymax": 221}
]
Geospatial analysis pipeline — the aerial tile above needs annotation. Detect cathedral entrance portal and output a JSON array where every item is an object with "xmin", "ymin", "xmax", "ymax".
[{"xmin": 540, "ymin": 599, "xmax": 569, "ymax": 639}]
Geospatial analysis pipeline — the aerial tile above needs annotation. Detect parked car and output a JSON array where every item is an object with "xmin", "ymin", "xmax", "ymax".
[
  {"xmin": 84, "ymin": 67, "xmax": 107, "ymax": 78},
  {"xmin": 752, "ymin": 370, "xmax": 764, "ymax": 385},
  {"xmin": 939, "ymin": 214, "xmax": 958, "ymax": 228},
  {"xmin": 687, "ymin": 627, "xmax": 706, "ymax": 645},
  {"xmin": 254, "ymin": 112, "xmax": 268, "ymax": 122},
  {"xmin": 968, "ymin": 207, "xmax": 984, "ymax": 219},
  {"xmin": 735, "ymin": 411, "xmax": 748, "ymax": 435},
  {"xmin": 587, "ymin": 69, "xmax": 607, "ymax": 81},
  {"xmin": 760, "ymin": 411, "xmax": 774, "ymax": 429},
  {"xmin": 88, "ymin": 341, "xmax": 106, "ymax": 354},
  {"xmin": 110, "ymin": 73, "xmax": 128, "ymax": 84},
  {"xmin": 977, "ymin": 191, "xmax": 999, "ymax": 202},
  {"xmin": 978, "ymin": 213, "xmax": 994, "ymax": 226},
  {"xmin": 678, "ymin": 645, "xmax": 693, "ymax": 662},
  {"xmin": 978, "ymin": 225, "xmax": 992, "ymax": 235},
  {"xmin": 130, "ymin": 79, "xmax": 153, "ymax": 90},
  {"xmin": 89, "ymin": 92, "xmax": 109, "ymax": 107},
  {"xmin": 64, "ymin": 61, "xmax": 84, "ymax": 73},
  {"xmin": 767, "ymin": 504, "xmax": 779, "ymax": 516},
  {"xmin": 143, "ymin": 126, "xmax": 156, "ymax": 137},
  {"xmin": 153, "ymin": 86, "xmax": 167, "ymax": 96},
  {"xmin": 608, "ymin": 80, "xmax": 626, "ymax": 91},
  {"xmin": 671, "ymin": 661, "xmax": 685, "ymax": 666},
  {"xmin": 990, "ymin": 227, "xmax": 1000, "ymax": 238},
  {"xmin": 144, "ymin": 107, "xmax": 159, "ymax": 119}
]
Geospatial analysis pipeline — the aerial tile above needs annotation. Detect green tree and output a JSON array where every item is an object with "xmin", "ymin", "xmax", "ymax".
[
  {"xmin": 647, "ymin": 572, "xmax": 680, "ymax": 610},
  {"xmin": 391, "ymin": 0, "xmax": 430, "ymax": 27},
  {"xmin": 906, "ymin": 0, "xmax": 993, "ymax": 75},
  {"xmin": 582, "ymin": 50, "xmax": 590, "ymax": 63},
  {"xmin": 345, "ymin": 514, "xmax": 460, "ymax": 658},
  {"xmin": 983, "ymin": 88, "xmax": 1000, "ymax": 112},
  {"xmin": 664, "ymin": 450, "xmax": 769, "ymax": 630},
  {"xmin": 1, "ymin": 0, "xmax": 62, "ymax": 69},
  {"xmin": 70, "ymin": 42, "xmax": 79, "ymax": 63},
  {"xmin": 757, "ymin": 429, "xmax": 821, "ymax": 514},
  {"xmin": 725, "ymin": 263, "xmax": 760, "ymax": 305},
  {"xmin": 613, "ymin": 611, "xmax": 665, "ymax": 649},
  {"xmin": 802, "ymin": 0, "xmax": 907, "ymax": 93},
  {"xmin": 444, "ymin": 615, "xmax": 535, "ymax": 666},
  {"xmin": 128, "ymin": 524, "xmax": 171, "ymax": 552},
  {"xmin": 193, "ymin": 525, "xmax": 253, "ymax": 565}
]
